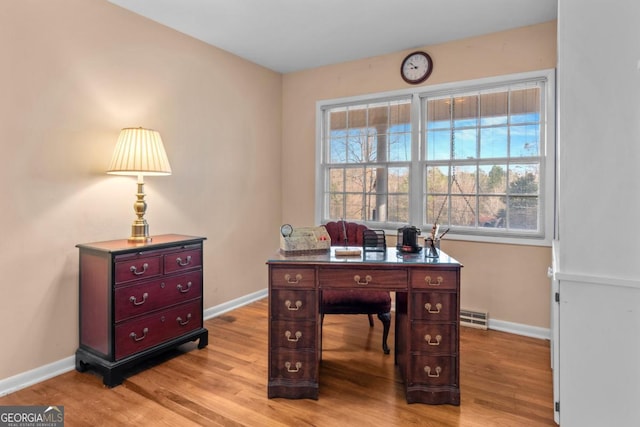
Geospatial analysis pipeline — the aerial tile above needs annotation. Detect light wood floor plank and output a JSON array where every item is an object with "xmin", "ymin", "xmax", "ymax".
[{"xmin": 0, "ymin": 298, "xmax": 555, "ymax": 426}]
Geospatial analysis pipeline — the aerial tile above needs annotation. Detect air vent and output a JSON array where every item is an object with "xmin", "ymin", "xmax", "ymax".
[{"xmin": 460, "ymin": 308, "xmax": 488, "ymax": 330}]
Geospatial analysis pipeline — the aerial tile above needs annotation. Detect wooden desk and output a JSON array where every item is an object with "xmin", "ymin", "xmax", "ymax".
[{"xmin": 267, "ymin": 247, "xmax": 461, "ymax": 404}]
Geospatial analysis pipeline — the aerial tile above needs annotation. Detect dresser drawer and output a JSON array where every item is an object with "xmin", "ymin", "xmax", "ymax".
[
  {"xmin": 114, "ymin": 255, "xmax": 162, "ymax": 285},
  {"xmin": 410, "ymin": 270, "xmax": 458, "ymax": 290},
  {"xmin": 114, "ymin": 300, "xmax": 202, "ymax": 360},
  {"xmin": 164, "ymin": 246, "xmax": 202, "ymax": 274},
  {"xmin": 318, "ymin": 268, "xmax": 407, "ymax": 290},
  {"xmin": 114, "ymin": 271, "xmax": 203, "ymax": 322},
  {"xmin": 411, "ymin": 323, "xmax": 457, "ymax": 354},
  {"xmin": 411, "ymin": 292, "xmax": 458, "ymax": 321},
  {"xmin": 270, "ymin": 350, "xmax": 317, "ymax": 381},
  {"xmin": 408, "ymin": 355, "xmax": 458, "ymax": 387},
  {"xmin": 270, "ymin": 290, "xmax": 316, "ymax": 320},
  {"xmin": 271, "ymin": 320, "xmax": 317, "ymax": 350},
  {"xmin": 271, "ymin": 267, "xmax": 315, "ymax": 289}
]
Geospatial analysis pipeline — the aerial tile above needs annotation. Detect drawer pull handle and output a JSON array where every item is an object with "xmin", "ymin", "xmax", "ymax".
[
  {"xmin": 285, "ymin": 330, "xmax": 302, "ymax": 342},
  {"xmin": 424, "ymin": 275, "xmax": 444, "ymax": 286},
  {"xmin": 129, "ymin": 327, "xmax": 149, "ymax": 342},
  {"xmin": 285, "ymin": 300, "xmax": 303, "ymax": 311},
  {"xmin": 176, "ymin": 256, "xmax": 192, "ymax": 267},
  {"xmin": 285, "ymin": 361, "xmax": 302, "ymax": 373},
  {"xmin": 284, "ymin": 273, "xmax": 302, "ymax": 284},
  {"xmin": 129, "ymin": 292, "xmax": 149, "ymax": 306},
  {"xmin": 176, "ymin": 313, "xmax": 191, "ymax": 326},
  {"xmin": 177, "ymin": 313, "xmax": 192, "ymax": 326},
  {"xmin": 424, "ymin": 334, "xmax": 442, "ymax": 346},
  {"xmin": 353, "ymin": 274, "xmax": 372, "ymax": 285},
  {"xmin": 177, "ymin": 281, "xmax": 192, "ymax": 293},
  {"xmin": 424, "ymin": 365, "xmax": 442, "ymax": 378},
  {"xmin": 424, "ymin": 302, "xmax": 442, "ymax": 314},
  {"xmin": 130, "ymin": 263, "xmax": 148, "ymax": 276}
]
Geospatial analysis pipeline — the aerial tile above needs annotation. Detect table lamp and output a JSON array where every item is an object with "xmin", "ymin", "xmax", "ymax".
[{"xmin": 107, "ymin": 127, "xmax": 172, "ymax": 243}]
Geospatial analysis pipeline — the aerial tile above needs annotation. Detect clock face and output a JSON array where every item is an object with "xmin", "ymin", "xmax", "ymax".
[
  {"xmin": 401, "ymin": 51, "xmax": 433, "ymax": 84},
  {"xmin": 280, "ymin": 224, "xmax": 293, "ymax": 238}
]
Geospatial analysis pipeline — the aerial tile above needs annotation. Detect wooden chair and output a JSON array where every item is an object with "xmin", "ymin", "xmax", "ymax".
[{"xmin": 321, "ymin": 221, "xmax": 391, "ymax": 354}]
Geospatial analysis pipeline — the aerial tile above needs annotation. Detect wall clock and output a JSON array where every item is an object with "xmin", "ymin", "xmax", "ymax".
[{"xmin": 400, "ymin": 51, "xmax": 433, "ymax": 84}]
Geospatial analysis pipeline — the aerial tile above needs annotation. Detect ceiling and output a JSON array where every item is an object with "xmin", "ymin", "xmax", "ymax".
[{"xmin": 107, "ymin": 0, "xmax": 557, "ymax": 74}]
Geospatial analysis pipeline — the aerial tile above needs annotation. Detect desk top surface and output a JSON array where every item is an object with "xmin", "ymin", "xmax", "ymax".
[{"xmin": 268, "ymin": 246, "xmax": 461, "ymax": 267}]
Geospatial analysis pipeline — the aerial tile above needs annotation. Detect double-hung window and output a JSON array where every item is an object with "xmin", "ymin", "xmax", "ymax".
[
  {"xmin": 320, "ymin": 97, "xmax": 413, "ymax": 223},
  {"xmin": 316, "ymin": 70, "xmax": 555, "ymax": 244}
]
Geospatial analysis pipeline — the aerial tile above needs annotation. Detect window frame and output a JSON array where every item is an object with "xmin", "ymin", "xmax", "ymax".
[{"xmin": 315, "ymin": 69, "xmax": 556, "ymax": 246}]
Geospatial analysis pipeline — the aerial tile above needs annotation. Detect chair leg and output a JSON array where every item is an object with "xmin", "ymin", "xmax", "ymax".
[
  {"xmin": 367, "ymin": 313, "xmax": 374, "ymax": 327},
  {"xmin": 377, "ymin": 312, "xmax": 391, "ymax": 354}
]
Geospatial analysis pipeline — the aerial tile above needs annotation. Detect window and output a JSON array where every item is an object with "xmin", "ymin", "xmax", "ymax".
[
  {"xmin": 322, "ymin": 98, "xmax": 412, "ymax": 223},
  {"xmin": 316, "ymin": 70, "xmax": 555, "ymax": 244}
]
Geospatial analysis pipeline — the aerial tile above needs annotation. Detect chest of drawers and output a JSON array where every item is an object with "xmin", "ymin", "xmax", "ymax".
[{"xmin": 75, "ymin": 234, "xmax": 208, "ymax": 387}]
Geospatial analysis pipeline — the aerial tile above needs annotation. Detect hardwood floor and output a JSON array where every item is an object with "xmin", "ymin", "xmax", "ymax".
[{"xmin": 0, "ymin": 298, "xmax": 555, "ymax": 426}]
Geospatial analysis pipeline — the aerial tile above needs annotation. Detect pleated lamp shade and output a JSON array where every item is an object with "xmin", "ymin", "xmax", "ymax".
[{"xmin": 107, "ymin": 127, "xmax": 172, "ymax": 176}]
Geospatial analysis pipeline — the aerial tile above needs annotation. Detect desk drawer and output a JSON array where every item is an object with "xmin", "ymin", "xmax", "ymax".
[
  {"xmin": 318, "ymin": 268, "xmax": 407, "ymax": 290},
  {"xmin": 270, "ymin": 350, "xmax": 317, "ymax": 381},
  {"xmin": 114, "ymin": 300, "xmax": 202, "ymax": 360},
  {"xmin": 411, "ymin": 270, "xmax": 458, "ymax": 290},
  {"xmin": 409, "ymin": 355, "xmax": 458, "ymax": 387},
  {"xmin": 114, "ymin": 271, "xmax": 202, "ymax": 322},
  {"xmin": 411, "ymin": 292, "xmax": 457, "ymax": 321},
  {"xmin": 271, "ymin": 320, "xmax": 317, "ymax": 350},
  {"xmin": 271, "ymin": 267, "xmax": 315, "ymax": 289},
  {"xmin": 270, "ymin": 289, "xmax": 316, "ymax": 320},
  {"xmin": 411, "ymin": 323, "xmax": 457, "ymax": 353}
]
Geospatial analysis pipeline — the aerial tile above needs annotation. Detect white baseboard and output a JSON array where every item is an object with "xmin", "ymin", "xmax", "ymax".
[
  {"xmin": 488, "ymin": 318, "xmax": 551, "ymax": 340},
  {"xmin": 0, "ymin": 356, "xmax": 76, "ymax": 397},
  {"xmin": 1, "ymin": 288, "xmax": 547, "ymax": 396},
  {"xmin": 203, "ymin": 288, "xmax": 268, "ymax": 320}
]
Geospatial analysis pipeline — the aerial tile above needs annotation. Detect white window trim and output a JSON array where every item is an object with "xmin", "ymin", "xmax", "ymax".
[{"xmin": 315, "ymin": 69, "xmax": 556, "ymax": 247}]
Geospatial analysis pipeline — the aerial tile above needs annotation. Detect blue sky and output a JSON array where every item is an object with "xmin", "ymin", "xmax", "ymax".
[{"xmin": 329, "ymin": 112, "xmax": 540, "ymax": 164}]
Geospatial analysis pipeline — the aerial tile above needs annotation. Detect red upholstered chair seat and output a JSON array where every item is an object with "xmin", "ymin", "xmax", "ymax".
[{"xmin": 322, "ymin": 221, "xmax": 392, "ymax": 354}]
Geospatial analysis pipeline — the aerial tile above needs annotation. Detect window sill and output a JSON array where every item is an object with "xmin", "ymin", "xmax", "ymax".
[{"xmin": 377, "ymin": 227, "xmax": 551, "ymax": 247}]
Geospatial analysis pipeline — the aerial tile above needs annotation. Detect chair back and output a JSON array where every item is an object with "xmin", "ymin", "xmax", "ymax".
[{"xmin": 324, "ymin": 221, "xmax": 368, "ymax": 246}]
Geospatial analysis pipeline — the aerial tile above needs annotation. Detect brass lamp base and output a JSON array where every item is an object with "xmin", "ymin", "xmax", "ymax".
[
  {"xmin": 128, "ymin": 236, "xmax": 152, "ymax": 243},
  {"xmin": 128, "ymin": 221, "xmax": 152, "ymax": 243},
  {"xmin": 128, "ymin": 178, "xmax": 152, "ymax": 244}
]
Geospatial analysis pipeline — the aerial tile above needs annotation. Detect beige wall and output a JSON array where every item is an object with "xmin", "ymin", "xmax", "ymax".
[
  {"xmin": 282, "ymin": 21, "xmax": 557, "ymax": 329},
  {"xmin": 0, "ymin": 1, "xmax": 556, "ymax": 383},
  {"xmin": 0, "ymin": 0, "xmax": 282, "ymax": 380}
]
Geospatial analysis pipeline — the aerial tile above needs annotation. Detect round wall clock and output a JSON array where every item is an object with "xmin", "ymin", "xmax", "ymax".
[{"xmin": 400, "ymin": 51, "xmax": 433, "ymax": 84}]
